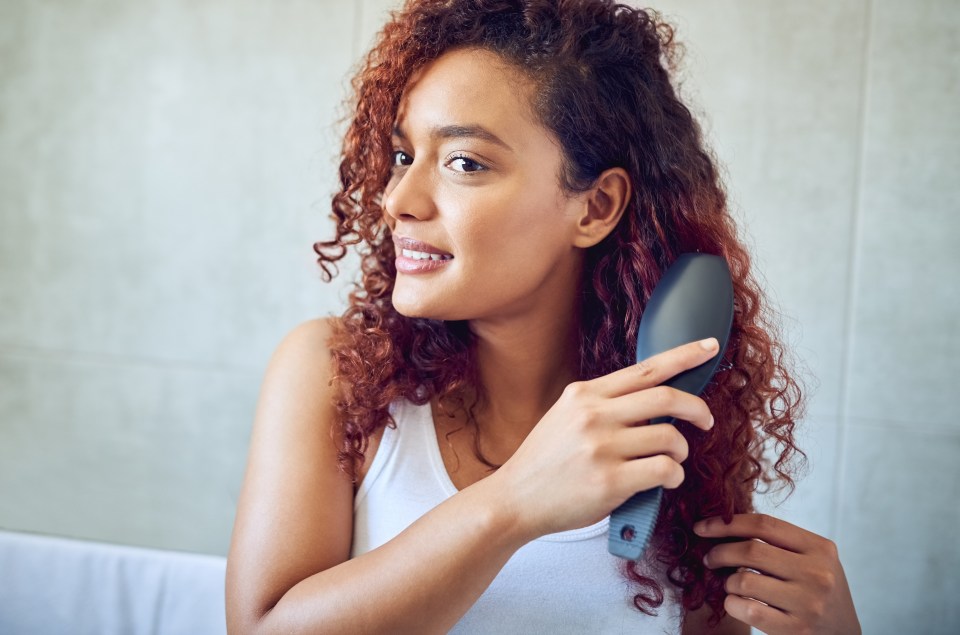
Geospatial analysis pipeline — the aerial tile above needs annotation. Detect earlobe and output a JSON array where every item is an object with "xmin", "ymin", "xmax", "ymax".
[{"xmin": 573, "ymin": 167, "xmax": 632, "ymax": 249}]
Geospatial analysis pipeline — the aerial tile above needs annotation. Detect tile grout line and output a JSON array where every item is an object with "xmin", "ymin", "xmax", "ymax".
[
  {"xmin": 0, "ymin": 345, "xmax": 262, "ymax": 375},
  {"xmin": 831, "ymin": 0, "xmax": 876, "ymax": 544}
]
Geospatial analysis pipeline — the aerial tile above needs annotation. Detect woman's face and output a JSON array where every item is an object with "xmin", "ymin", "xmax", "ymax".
[{"xmin": 384, "ymin": 47, "xmax": 589, "ymax": 322}]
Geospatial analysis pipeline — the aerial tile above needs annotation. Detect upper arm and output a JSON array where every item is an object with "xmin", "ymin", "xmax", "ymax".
[
  {"xmin": 682, "ymin": 603, "xmax": 750, "ymax": 635},
  {"xmin": 225, "ymin": 317, "xmax": 353, "ymax": 633}
]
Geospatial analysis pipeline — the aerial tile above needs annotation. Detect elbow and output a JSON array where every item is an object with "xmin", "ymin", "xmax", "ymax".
[
  {"xmin": 229, "ymin": 600, "xmax": 329, "ymax": 635},
  {"xmin": 226, "ymin": 593, "xmax": 278, "ymax": 635},
  {"xmin": 225, "ymin": 610, "xmax": 260, "ymax": 635}
]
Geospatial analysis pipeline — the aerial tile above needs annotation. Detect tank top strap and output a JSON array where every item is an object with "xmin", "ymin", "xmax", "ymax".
[{"xmin": 351, "ymin": 399, "xmax": 453, "ymax": 553}]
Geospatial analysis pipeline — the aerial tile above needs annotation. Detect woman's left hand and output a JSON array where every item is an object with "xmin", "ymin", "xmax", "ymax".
[{"xmin": 694, "ymin": 513, "xmax": 861, "ymax": 635}]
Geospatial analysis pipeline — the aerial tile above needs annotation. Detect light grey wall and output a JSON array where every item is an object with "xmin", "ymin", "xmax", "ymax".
[
  {"xmin": 1, "ymin": 1, "xmax": 957, "ymax": 632},
  {"xmin": 0, "ymin": 0, "xmax": 362, "ymax": 556},
  {"xmin": 653, "ymin": 2, "xmax": 960, "ymax": 632}
]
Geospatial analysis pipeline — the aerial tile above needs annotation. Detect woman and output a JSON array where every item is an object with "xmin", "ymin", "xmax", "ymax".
[{"xmin": 226, "ymin": 1, "xmax": 861, "ymax": 633}]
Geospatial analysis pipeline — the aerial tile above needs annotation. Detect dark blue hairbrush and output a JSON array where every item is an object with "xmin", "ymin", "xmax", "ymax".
[{"xmin": 607, "ymin": 253, "xmax": 734, "ymax": 560}]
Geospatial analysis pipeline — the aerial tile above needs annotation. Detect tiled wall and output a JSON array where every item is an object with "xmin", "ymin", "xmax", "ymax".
[
  {"xmin": 0, "ymin": 0, "xmax": 362, "ymax": 555},
  {"xmin": 659, "ymin": 2, "xmax": 960, "ymax": 632},
  {"xmin": 1, "ymin": 1, "xmax": 957, "ymax": 632}
]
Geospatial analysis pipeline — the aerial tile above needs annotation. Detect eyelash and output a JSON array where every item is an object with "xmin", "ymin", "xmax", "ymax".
[
  {"xmin": 392, "ymin": 150, "xmax": 413, "ymax": 167},
  {"xmin": 447, "ymin": 153, "xmax": 486, "ymax": 173},
  {"xmin": 390, "ymin": 150, "xmax": 487, "ymax": 174}
]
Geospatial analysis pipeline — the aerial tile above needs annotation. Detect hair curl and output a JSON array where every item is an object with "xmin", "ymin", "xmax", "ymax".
[{"xmin": 313, "ymin": 0, "xmax": 807, "ymax": 626}]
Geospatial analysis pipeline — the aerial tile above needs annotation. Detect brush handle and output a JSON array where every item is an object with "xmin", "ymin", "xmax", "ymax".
[{"xmin": 607, "ymin": 415, "xmax": 673, "ymax": 560}]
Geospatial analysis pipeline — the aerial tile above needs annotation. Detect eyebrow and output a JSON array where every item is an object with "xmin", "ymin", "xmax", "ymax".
[{"xmin": 392, "ymin": 123, "xmax": 514, "ymax": 152}]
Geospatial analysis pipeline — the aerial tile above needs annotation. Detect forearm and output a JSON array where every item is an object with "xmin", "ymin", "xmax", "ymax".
[{"xmin": 254, "ymin": 473, "xmax": 530, "ymax": 635}]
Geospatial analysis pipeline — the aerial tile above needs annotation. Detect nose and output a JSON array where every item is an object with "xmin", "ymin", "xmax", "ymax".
[{"xmin": 383, "ymin": 161, "xmax": 437, "ymax": 224}]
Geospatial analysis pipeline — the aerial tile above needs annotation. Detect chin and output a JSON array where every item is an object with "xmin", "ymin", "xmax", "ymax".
[
  {"xmin": 393, "ymin": 304, "xmax": 434, "ymax": 319},
  {"xmin": 392, "ymin": 294, "xmax": 467, "ymax": 322},
  {"xmin": 391, "ymin": 276, "xmax": 495, "ymax": 322},
  {"xmin": 391, "ymin": 288, "xmax": 443, "ymax": 320}
]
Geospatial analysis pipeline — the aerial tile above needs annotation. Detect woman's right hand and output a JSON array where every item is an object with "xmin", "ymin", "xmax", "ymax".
[{"xmin": 491, "ymin": 337, "xmax": 719, "ymax": 540}]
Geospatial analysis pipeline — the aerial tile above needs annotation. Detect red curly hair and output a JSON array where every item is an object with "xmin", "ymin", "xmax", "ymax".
[{"xmin": 313, "ymin": 0, "xmax": 806, "ymax": 625}]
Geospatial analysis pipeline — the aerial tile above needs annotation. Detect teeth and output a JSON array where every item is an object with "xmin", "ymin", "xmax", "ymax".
[{"xmin": 402, "ymin": 248, "xmax": 452, "ymax": 261}]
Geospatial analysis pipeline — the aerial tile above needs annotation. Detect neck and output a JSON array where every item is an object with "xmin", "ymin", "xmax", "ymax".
[{"xmin": 465, "ymin": 290, "xmax": 582, "ymax": 451}]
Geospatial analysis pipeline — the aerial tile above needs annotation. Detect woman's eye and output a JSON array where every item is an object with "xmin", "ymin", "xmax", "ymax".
[
  {"xmin": 448, "ymin": 155, "xmax": 486, "ymax": 173},
  {"xmin": 392, "ymin": 150, "xmax": 413, "ymax": 167}
]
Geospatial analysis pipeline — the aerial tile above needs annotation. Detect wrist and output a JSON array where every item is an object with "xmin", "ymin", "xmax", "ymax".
[{"xmin": 469, "ymin": 470, "xmax": 539, "ymax": 549}]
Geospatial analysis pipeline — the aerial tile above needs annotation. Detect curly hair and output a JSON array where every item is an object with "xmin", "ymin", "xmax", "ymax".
[{"xmin": 313, "ymin": 0, "xmax": 807, "ymax": 625}]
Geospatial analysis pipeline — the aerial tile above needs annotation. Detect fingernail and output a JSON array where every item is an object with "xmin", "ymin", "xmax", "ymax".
[
  {"xmin": 693, "ymin": 521, "xmax": 707, "ymax": 535},
  {"xmin": 700, "ymin": 337, "xmax": 718, "ymax": 351},
  {"xmin": 707, "ymin": 415, "xmax": 714, "ymax": 429}
]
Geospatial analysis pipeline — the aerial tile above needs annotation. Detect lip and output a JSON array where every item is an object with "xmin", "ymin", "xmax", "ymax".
[
  {"xmin": 393, "ymin": 235, "xmax": 454, "ymax": 275},
  {"xmin": 393, "ymin": 236, "xmax": 454, "ymax": 257}
]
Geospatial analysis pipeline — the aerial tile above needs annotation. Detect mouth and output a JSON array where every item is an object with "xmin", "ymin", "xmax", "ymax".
[
  {"xmin": 393, "ymin": 235, "xmax": 455, "ymax": 260},
  {"xmin": 393, "ymin": 236, "xmax": 454, "ymax": 275},
  {"xmin": 399, "ymin": 248, "xmax": 454, "ymax": 262}
]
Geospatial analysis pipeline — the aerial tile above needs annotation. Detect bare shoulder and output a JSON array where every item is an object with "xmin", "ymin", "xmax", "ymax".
[
  {"xmin": 226, "ymin": 316, "xmax": 353, "ymax": 632},
  {"xmin": 269, "ymin": 318, "xmax": 384, "ymax": 489},
  {"xmin": 247, "ymin": 316, "xmax": 347, "ymax": 472},
  {"xmin": 272, "ymin": 316, "xmax": 341, "ymax": 372}
]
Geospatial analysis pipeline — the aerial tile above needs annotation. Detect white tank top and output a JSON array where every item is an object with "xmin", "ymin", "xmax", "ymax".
[{"xmin": 350, "ymin": 398, "xmax": 682, "ymax": 634}]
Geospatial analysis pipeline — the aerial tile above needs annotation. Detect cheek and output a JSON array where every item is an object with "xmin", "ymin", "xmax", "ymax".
[
  {"xmin": 458, "ymin": 195, "xmax": 551, "ymax": 253},
  {"xmin": 459, "ymin": 196, "xmax": 570, "ymax": 281}
]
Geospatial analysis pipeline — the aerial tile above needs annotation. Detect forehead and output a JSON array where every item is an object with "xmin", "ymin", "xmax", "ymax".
[{"xmin": 394, "ymin": 47, "xmax": 542, "ymax": 140}]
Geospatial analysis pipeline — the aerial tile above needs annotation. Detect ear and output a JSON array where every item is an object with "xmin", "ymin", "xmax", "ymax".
[{"xmin": 571, "ymin": 167, "xmax": 631, "ymax": 249}]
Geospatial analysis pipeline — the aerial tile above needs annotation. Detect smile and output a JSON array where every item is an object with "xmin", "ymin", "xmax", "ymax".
[{"xmin": 401, "ymin": 248, "xmax": 454, "ymax": 261}]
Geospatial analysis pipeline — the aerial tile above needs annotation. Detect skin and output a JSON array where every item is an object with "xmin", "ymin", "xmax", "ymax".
[
  {"xmin": 696, "ymin": 514, "xmax": 861, "ymax": 634},
  {"xmin": 225, "ymin": 46, "xmax": 859, "ymax": 634},
  {"xmin": 385, "ymin": 48, "xmax": 592, "ymax": 431}
]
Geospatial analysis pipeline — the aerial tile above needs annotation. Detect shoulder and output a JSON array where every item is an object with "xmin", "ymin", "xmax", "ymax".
[
  {"xmin": 267, "ymin": 317, "xmax": 393, "ymax": 484},
  {"xmin": 260, "ymin": 317, "xmax": 345, "ymax": 412},
  {"xmin": 270, "ymin": 316, "xmax": 340, "ymax": 369},
  {"xmin": 244, "ymin": 316, "xmax": 350, "ymax": 488},
  {"xmin": 226, "ymin": 316, "xmax": 354, "ymax": 630}
]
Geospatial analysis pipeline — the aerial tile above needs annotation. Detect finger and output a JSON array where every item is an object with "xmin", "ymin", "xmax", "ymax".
[
  {"xmin": 704, "ymin": 539, "xmax": 802, "ymax": 581},
  {"xmin": 617, "ymin": 453, "xmax": 685, "ymax": 491},
  {"xmin": 592, "ymin": 337, "xmax": 720, "ymax": 398},
  {"xmin": 612, "ymin": 423, "xmax": 689, "ymax": 464},
  {"xmin": 725, "ymin": 569, "xmax": 805, "ymax": 614},
  {"xmin": 607, "ymin": 385, "xmax": 714, "ymax": 431},
  {"xmin": 693, "ymin": 513, "xmax": 825, "ymax": 555},
  {"xmin": 723, "ymin": 594, "xmax": 800, "ymax": 634}
]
